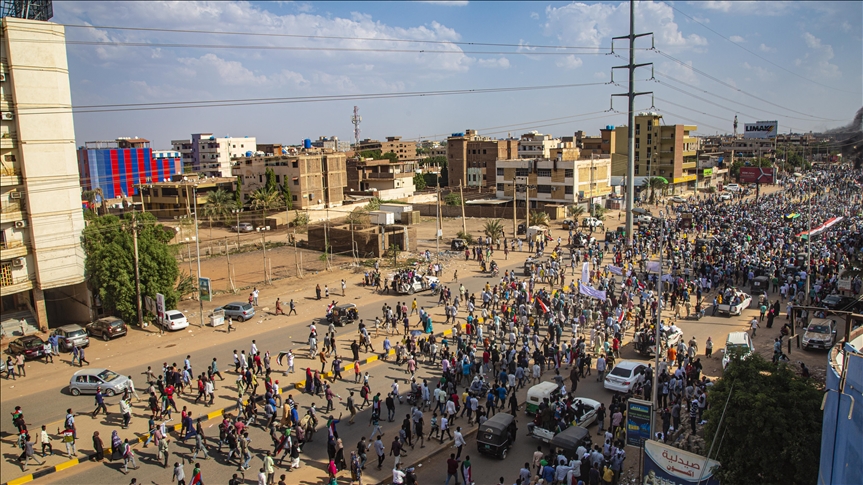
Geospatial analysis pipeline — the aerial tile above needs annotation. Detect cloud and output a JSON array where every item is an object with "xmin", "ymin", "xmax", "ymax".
[
  {"xmin": 418, "ymin": 1, "xmax": 468, "ymax": 5},
  {"xmin": 759, "ymin": 43, "xmax": 776, "ymax": 53},
  {"xmin": 530, "ymin": 12, "xmax": 539, "ymax": 20},
  {"xmin": 543, "ymin": 1, "xmax": 707, "ymax": 52},
  {"xmin": 729, "ymin": 35, "xmax": 745, "ymax": 43},
  {"xmin": 594, "ymin": 71, "xmax": 607, "ymax": 79},
  {"xmin": 692, "ymin": 1, "xmax": 795, "ymax": 16},
  {"xmin": 555, "ymin": 55, "xmax": 583, "ymax": 70},
  {"xmin": 177, "ymin": 54, "xmax": 310, "ymax": 88},
  {"xmin": 794, "ymin": 32, "xmax": 841, "ymax": 79},
  {"xmin": 742, "ymin": 61, "xmax": 774, "ymax": 82},
  {"xmin": 659, "ymin": 60, "xmax": 699, "ymax": 86},
  {"xmin": 478, "ymin": 57, "xmax": 511, "ymax": 69}
]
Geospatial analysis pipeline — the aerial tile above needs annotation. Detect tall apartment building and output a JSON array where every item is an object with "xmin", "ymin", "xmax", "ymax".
[
  {"xmin": 1, "ymin": 17, "xmax": 91, "ymax": 331},
  {"xmin": 614, "ymin": 113, "xmax": 698, "ymax": 191},
  {"xmin": 518, "ymin": 132, "xmax": 560, "ymax": 159},
  {"xmin": 495, "ymin": 156, "xmax": 612, "ymax": 207},
  {"xmin": 571, "ymin": 127, "xmax": 617, "ymax": 157},
  {"xmin": 77, "ymin": 138, "xmax": 183, "ymax": 199},
  {"xmin": 171, "ymin": 133, "xmax": 257, "ymax": 177},
  {"xmin": 356, "ymin": 136, "xmax": 417, "ymax": 162},
  {"xmin": 346, "ymin": 159, "xmax": 416, "ymax": 200},
  {"xmin": 232, "ymin": 151, "xmax": 347, "ymax": 210},
  {"xmin": 311, "ymin": 136, "xmax": 350, "ymax": 152},
  {"xmin": 446, "ymin": 130, "xmax": 518, "ymax": 188}
]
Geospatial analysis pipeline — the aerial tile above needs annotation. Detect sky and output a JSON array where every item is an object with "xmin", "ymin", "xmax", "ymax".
[{"xmin": 51, "ymin": 1, "xmax": 862, "ymax": 148}]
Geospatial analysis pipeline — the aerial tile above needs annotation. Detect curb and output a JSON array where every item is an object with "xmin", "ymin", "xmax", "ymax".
[{"xmin": 2, "ymin": 325, "xmax": 461, "ymax": 485}]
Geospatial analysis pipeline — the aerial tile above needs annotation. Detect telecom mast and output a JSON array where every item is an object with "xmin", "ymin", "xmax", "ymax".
[{"xmin": 351, "ymin": 106, "xmax": 362, "ymax": 148}]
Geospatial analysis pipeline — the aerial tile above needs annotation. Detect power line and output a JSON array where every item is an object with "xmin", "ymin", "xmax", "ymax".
[{"xmin": 665, "ymin": 3, "xmax": 858, "ymax": 95}]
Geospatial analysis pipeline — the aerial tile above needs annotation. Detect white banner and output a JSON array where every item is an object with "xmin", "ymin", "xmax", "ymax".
[
  {"xmin": 582, "ymin": 262, "xmax": 590, "ymax": 284},
  {"xmin": 607, "ymin": 265, "xmax": 624, "ymax": 276},
  {"xmin": 744, "ymin": 120, "xmax": 778, "ymax": 139},
  {"xmin": 578, "ymin": 281, "xmax": 607, "ymax": 301},
  {"xmin": 646, "ymin": 261, "xmax": 661, "ymax": 274}
]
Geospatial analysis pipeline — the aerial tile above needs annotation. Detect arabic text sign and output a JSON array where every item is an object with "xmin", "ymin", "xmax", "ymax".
[
  {"xmin": 642, "ymin": 439, "xmax": 721, "ymax": 484},
  {"xmin": 743, "ymin": 120, "xmax": 778, "ymax": 139},
  {"xmin": 626, "ymin": 398, "xmax": 652, "ymax": 447},
  {"xmin": 198, "ymin": 277, "xmax": 212, "ymax": 302},
  {"xmin": 739, "ymin": 167, "xmax": 775, "ymax": 184}
]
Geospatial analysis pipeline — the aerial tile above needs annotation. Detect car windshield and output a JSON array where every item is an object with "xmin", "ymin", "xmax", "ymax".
[
  {"xmin": 21, "ymin": 339, "xmax": 43, "ymax": 349},
  {"xmin": 241, "ymin": 304, "xmax": 252, "ymax": 311},
  {"xmin": 609, "ymin": 366, "xmax": 633, "ymax": 378},
  {"xmin": 97, "ymin": 370, "xmax": 121, "ymax": 382},
  {"xmin": 170, "ymin": 313, "xmax": 185, "ymax": 320},
  {"xmin": 726, "ymin": 343, "xmax": 751, "ymax": 352},
  {"xmin": 807, "ymin": 325, "xmax": 830, "ymax": 334},
  {"xmin": 109, "ymin": 321, "xmax": 123, "ymax": 327},
  {"xmin": 67, "ymin": 329, "xmax": 86, "ymax": 338}
]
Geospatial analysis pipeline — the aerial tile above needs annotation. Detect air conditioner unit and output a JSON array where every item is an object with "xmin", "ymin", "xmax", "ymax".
[
  {"xmin": 0, "ymin": 112, "xmax": 13, "ymax": 121},
  {"xmin": 0, "ymin": 73, "xmax": 6, "ymax": 82},
  {"xmin": 11, "ymin": 257, "xmax": 24, "ymax": 267},
  {"xmin": 14, "ymin": 220, "xmax": 27, "ymax": 228},
  {"xmin": 10, "ymin": 191, "xmax": 22, "ymax": 199}
]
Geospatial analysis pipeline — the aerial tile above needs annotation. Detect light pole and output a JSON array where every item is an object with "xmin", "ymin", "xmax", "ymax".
[
  {"xmin": 192, "ymin": 184, "xmax": 204, "ymax": 328},
  {"xmin": 652, "ymin": 210, "xmax": 665, "ymax": 431}
]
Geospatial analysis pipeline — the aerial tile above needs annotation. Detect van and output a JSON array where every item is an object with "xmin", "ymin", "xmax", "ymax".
[{"xmin": 721, "ymin": 332, "xmax": 754, "ymax": 370}]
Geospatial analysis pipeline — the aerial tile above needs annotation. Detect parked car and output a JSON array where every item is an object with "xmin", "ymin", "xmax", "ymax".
[
  {"xmin": 725, "ymin": 183, "xmax": 741, "ymax": 192},
  {"xmin": 582, "ymin": 217, "xmax": 604, "ymax": 228},
  {"xmin": 802, "ymin": 318, "xmax": 837, "ymax": 350},
  {"xmin": 52, "ymin": 324, "xmax": 90, "ymax": 352},
  {"xmin": 7, "ymin": 336, "xmax": 46, "ymax": 360},
  {"xmin": 161, "ymin": 310, "xmax": 189, "ymax": 331},
  {"xmin": 68, "ymin": 368, "xmax": 131, "ymax": 396},
  {"xmin": 636, "ymin": 215, "xmax": 653, "ymax": 224},
  {"xmin": 719, "ymin": 193, "xmax": 732, "ymax": 201},
  {"xmin": 231, "ymin": 222, "xmax": 254, "ymax": 233},
  {"xmin": 216, "ymin": 302, "xmax": 256, "ymax": 322},
  {"xmin": 603, "ymin": 361, "xmax": 647, "ymax": 393},
  {"xmin": 822, "ymin": 294, "xmax": 860, "ymax": 312},
  {"xmin": 85, "ymin": 317, "xmax": 127, "ymax": 341},
  {"xmin": 721, "ymin": 331, "xmax": 754, "ymax": 370},
  {"xmin": 450, "ymin": 239, "xmax": 466, "ymax": 251},
  {"xmin": 670, "ymin": 196, "xmax": 687, "ymax": 203}
]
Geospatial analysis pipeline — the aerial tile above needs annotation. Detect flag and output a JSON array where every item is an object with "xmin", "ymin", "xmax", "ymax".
[
  {"xmin": 190, "ymin": 472, "xmax": 203, "ymax": 485},
  {"xmin": 581, "ymin": 262, "xmax": 590, "ymax": 284},
  {"xmin": 578, "ymin": 281, "xmax": 607, "ymax": 301},
  {"xmin": 537, "ymin": 299, "xmax": 549, "ymax": 314}
]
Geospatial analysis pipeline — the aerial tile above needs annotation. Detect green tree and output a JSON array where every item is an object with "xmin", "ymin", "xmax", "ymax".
[
  {"xmin": 413, "ymin": 172, "xmax": 427, "ymax": 191},
  {"xmin": 366, "ymin": 197, "xmax": 382, "ymax": 211},
  {"xmin": 703, "ymin": 354, "xmax": 822, "ymax": 485},
  {"xmin": 566, "ymin": 204, "xmax": 585, "ymax": 221},
  {"xmin": 264, "ymin": 168, "xmax": 277, "ymax": 193},
  {"xmin": 444, "ymin": 192, "xmax": 461, "ymax": 206},
  {"xmin": 642, "ymin": 177, "xmax": 668, "ymax": 204},
  {"xmin": 483, "ymin": 219, "xmax": 504, "ymax": 241},
  {"xmin": 382, "ymin": 152, "xmax": 399, "ymax": 163},
  {"xmin": 235, "ymin": 176, "xmax": 243, "ymax": 207},
  {"xmin": 292, "ymin": 210, "xmax": 310, "ymax": 229},
  {"xmin": 456, "ymin": 230, "xmax": 474, "ymax": 245},
  {"xmin": 249, "ymin": 187, "xmax": 282, "ymax": 225},
  {"xmin": 421, "ymin": 155, "xmax": 447, "ymax": 167},
  {"xmin": 529, "ymin": 210, "xmax": 550, "ymax": 227},
  {"xmin": 203, "ymin": 189, "xmax": 232, "ymax": 226},
  {"xmin": 83, "ymin": 213, "xmax": 180, "ymax": 324},
  {"xmin": 358, "ymin": 149, "xmax": 382, "ymax": 159},
  {"xmin": 283, "ymin": 177, "xmax": 294, "ymax": 211}
]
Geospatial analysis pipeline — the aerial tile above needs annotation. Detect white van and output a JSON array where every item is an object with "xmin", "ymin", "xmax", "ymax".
[{"xmin": 721, "ymin": 331, "xmax": 754, "ymax": 370}]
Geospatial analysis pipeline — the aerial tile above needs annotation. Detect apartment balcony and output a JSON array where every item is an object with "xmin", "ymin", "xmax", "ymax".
[
  {"xmin": 0, "ymin": 240, "xmax": 28, "ymax": 260},
  {"xmin": 0, "ymin": 166, "xmax": 22, "ymax": 186},
  {"xmin": 0, "ymin": 200, "xmax": 25, "ymax": 224},
  {"xmin": 681, "ymin": 162, "xmax": 697, "ymax": 170},
  {"xmin": 0, "ymin": 272, "xmax": 34, "ymax": 296},
  {"xmin": 0, "ymin": 131, "xmax": 18, "ymax": 148}
]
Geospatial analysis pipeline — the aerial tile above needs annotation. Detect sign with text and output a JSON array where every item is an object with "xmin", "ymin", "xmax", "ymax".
[
  {"xmin": 642, "ymin": 439, "xmax": 721, "ymax": 484},
  {"xmin": 739, "ymin": 167, "xmax": 775, "ymax": 184},
  {"xmin": 626, "ymin": 398, "xmax": 653, "ymax": 447},
  {"xmin": 702, "ymin": 168, "xmax": 713, "ymax": 177},
  {"xmin": 744, "ymin": 120, "xmax": 778, "ymax": 139},
  {"xmin": 198, "ymin": 277, "xmax": 212, "ymax": 302}
]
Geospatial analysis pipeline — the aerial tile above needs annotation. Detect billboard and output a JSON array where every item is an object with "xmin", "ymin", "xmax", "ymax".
[
  {"xmin": 198, "ymin": 277, "xmax": 212, "ymax": 302},
  {"xmin": 744, "ymin": 121, "xmax": 778, "ymax": 139},
  {"xmin": 642, "ymin": 439, "xmax": 721, "ymax": 485},
  {"xmin": 626, "ymin": 398, "xmax": 653, "ymax": 447},
  {"xmin": 739, "ymin": 167, "xmax": 775, "ymax": 184}
]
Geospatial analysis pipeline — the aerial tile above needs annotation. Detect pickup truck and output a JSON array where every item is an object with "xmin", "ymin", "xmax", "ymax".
[
  {"xmin": 716, "ymin": 290, "xmax": 752, "ymax": 316},
  {"xmin": 389, "ymin": 274, "xmax": 439, "ymax": 295},
  {"xmin": 527, "ymin": 397, "xmax": 601, "ymax": 443},
  {"xmin": 634, "ymin": 326, "xmax": 683, "ymax": 357}
]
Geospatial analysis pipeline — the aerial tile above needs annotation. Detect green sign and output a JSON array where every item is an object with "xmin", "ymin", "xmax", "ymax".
[
  {"xmin": 703, "ymin": 168, "xmax": 713, "ymax": 176},
  {"xmin": 198, "ymin": 277, "xmax": 212, "ymax": 302}
]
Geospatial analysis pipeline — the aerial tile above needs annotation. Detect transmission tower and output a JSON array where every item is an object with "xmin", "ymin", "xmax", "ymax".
[
  {"xmin": 611, "ymin": 0, "xmax": 653, "ymax": 248},
  {"xmin": 733, "ymin": 114, "xmax": 739, "ymax": 137},
  {"xmin": 351, "ymin": 106, "xmax": 362, "ymax": 148},
  {"xmin": 0, "ymin": 0, "xmax": 53, "ymax": 20}
]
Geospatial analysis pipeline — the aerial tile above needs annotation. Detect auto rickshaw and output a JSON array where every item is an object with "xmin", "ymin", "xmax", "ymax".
[
  {"xmin": 751, "ymin": 275, "xmax": 770, "ymax": 293},
  {"xmin": 525, "ymin": 381, "xmax": 561, "ymax": 414},
  {"xmin": 451, "ymin": 239, "xmax": 466, "ymax": 251},
  {"xmin": 327, "ymin": 303, "xmax": 359, "ymax": 326},
  {"xmin": 476, "ymin": 412, "xmax": 518, "ymax": 459},
  {"xmin": 550, "ymin": 425, "xmax": 592, "ymax": 460}
]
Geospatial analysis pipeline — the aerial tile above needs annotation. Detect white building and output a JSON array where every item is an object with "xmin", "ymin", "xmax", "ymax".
[
  {"xmin": 1, "ymin": 18, "xmax": 91, "ymax": 331},
  {"xmin": 518, "ymin": 132, "xmax": 560, "ymax": 159},
  {"xmin": 172, "ymin": 134, "xmax": 257, "ymax": 177},
  {"xmin": 495, "ymin": 156, "xmax": 612, "ymax": 206},
  {"xmin": 311, "ymin": 136, "xmax": 350, "ymax": 152}
]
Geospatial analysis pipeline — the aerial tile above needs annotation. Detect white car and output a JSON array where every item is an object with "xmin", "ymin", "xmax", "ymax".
[
  {"xmin": 721, "ymin": 331, "xmax": 754, "ymax": 370},
  {"xmin": 582, "ymin": 217, "xmax": 604, "ymax": 228},
  {"xmin": 391, "ymin": 274, "xmax": 440, "ymax": 295},
  {"xmin": 603, "ymin": 361, "xmax": 647, "ymax": 393},
  {"xmin": 719, "ymin": 193, "xmax": 732, "ymax": 201},
  {"xmin": 670, "ymin": 196, "xmax": 687, "ymax": 203},
  {"xmin": 802, "ymin": 318, "xmax": 837, "ymax": 350},
  {"xmin": 725, "ymin": 183, "xmax": 741, "ymax": 192},
  {"xmin": 161, "ymin": 310, "xmax": 189, "ymax": 331},
  {"xmin": 636, "ymin": 215, "xmax": 653, "ymax": 224},
  {"xmin": 716, "ymin": 290, "xmax": 752, "ymax": 316}
]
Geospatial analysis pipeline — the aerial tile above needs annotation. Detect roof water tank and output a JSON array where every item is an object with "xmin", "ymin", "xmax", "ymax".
[
  {"xmin": 303, "ymin": 139, "xmax": 312, "ymax": 149},
  {"xmin": 245, "ymin": 151, "xmax": 253, "ymax": 157},
  {"xmin": 606, "ymin": 125, "xmax": 615, "ymax": 130}
]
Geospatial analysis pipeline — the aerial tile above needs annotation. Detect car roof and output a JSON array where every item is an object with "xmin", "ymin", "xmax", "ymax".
[
  {"xmin": 72, "ymin": 368, "xmax": 110, "ymax": 377},
  {"xmin": 227, "ymin": 302, "xmax": 248, "ymax": 306},
  {"xmin": 57, "ymin": 324, "xmax": 85, "ymax": 331},
  {"xmin": 614, "ymin": 361, "xmax": 643, "ymax": 370},
  {"xmin": 165, "ymin": 309, "xmax": 183, "ymax": 315},
  {"xmin": 572, "ymin": 397, "xmax": 601, "ymax": 408},
  {"xmin": 726, "ymin": 332, "xmax": 750, "ymax": 344},
  {"xmin": 16, "ymin": 335, "xmax": 43, "ymax": 343}
]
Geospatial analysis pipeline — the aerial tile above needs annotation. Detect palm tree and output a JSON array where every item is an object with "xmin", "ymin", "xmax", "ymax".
[
  {"xmin": 249, "ymin": 187, "xmax": 283, "ymax": 225},
  {"xmin": 529, "ymin": 210, "xmax": 550, "ymax": 227},
  {"xmin": 643, "ymin": 177, "xmax": 668, "ymax": 205},
  {"xmin": 567, "ymin": 204, "xmax": 585, "ymax": 224},
  {"xmin": 204, "ymin": 188, "xmax": 232, "ymax": 226},
  {"xmin": 483, "ymin": 219, "xmax": 505, "ymax": 242}
]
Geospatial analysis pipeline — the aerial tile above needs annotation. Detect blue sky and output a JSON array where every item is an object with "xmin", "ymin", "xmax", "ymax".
[{"xmin": 54, "ymin": 1, "xmax": 862, "ymax": 148}]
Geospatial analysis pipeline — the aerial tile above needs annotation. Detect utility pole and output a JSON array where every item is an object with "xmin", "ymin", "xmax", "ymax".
[
  {"xmin": 512, "ymin": 181, "xmax": 518, "ymax": 239},
  {"xmin": 224, "ymin": 237, "xmax": 235, "ymax": 293},
  {"xmin": 261, "ymin": 231, "xmax": 269, "ymax": 284},
  {"xmin": 233, "ymin": 208, "xmax": 242, "ymax": 250},
  {"xmin": 612, "ymin": 0, "xmax": 653, "ymax": 247},
  {"xmin": 651, "ymin": 211, "xmax": 665, "ymax": 433},
  {"xmin": 459, "ymin": 181, "xmax": 467, "ymax": 236},
  {"xmin": 192, "ymin": 185, "xmax": 204, "ymax": 327},
  {"xmin": 131, "ymin": 215, "xmax": 144, "ymax": 327},
  {"xmin": 435, "ymin": 182, "xmax": 441, "ymax": 259}
]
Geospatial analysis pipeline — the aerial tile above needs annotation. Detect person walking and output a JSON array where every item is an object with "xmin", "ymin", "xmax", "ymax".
[
  {"xmin": 15, "ymin": 353, "xmax": 26, "ymax": 377},
  {"xmin": 18, "ymin": 434, "xmax": 42, "ymax": 471},
  {"xmin": 79, "ymin": 346, "xmax": 90, "ymax": 366},
  {"xmin": 190, "ymin": 418, "xmax": 209, "ymax": 462},
  {"xmin": 92, "ymin": 387, "xmax": 109, "ymax": 418},
  {"xmin": 122, "ymin": 438, "xmax": 139, "ymax": 474},
  {"xmin": 288, "ymin": 299, "xmax": 297, "ymax": 316},
  {"xmin": 172, "ymin": 462, "xmax": 186, "ymax": 485},
  {"xmin": 372, "ymin": 435, "xmax": 385, "ymax": 470},
  {"xmin": 453, "ymin": 427, "xmax": 466, "ymax": 459}
]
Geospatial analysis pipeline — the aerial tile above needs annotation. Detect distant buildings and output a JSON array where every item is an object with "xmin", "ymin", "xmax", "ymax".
[
  {"xmin": 446, "ymin": 130, "xmax": 518, "ymax": 188},
  {"xmin": 136, "ymin": 175, "xmax": 236, "ymax": 219},
  {"xmin": 77, "ymin": 137, "xmax": 183, "ymax": 199},
  {"xmin": 495, "ymin": 155, "xmax": 612, "ymax": 207},
  {"xmin": 518, "ymin": 132, "xmax": 559, "ymax": 159},
  {"xmin": 232, "ymin": 150, "xmax": 347, "ymax": 210},
  {"xmin": 311, "ymin": 136, "xmax": 350, "ymax": 152},
  {"xmin": 356, "ymin": 136, "xmax": 417, "ymax": 162},
  {"xmin": 1, "ymin": 17, "xmax": 90, "ymax": 330},
  {"xmin": 172, "ymin": 133, "xmax": 257, "ymax": 177},
  {"xmin": 346, "ymin": 158, "xmax": 416, "ymax": 200}
]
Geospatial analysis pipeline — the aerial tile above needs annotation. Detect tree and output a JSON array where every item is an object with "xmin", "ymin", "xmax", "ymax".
[
  {"xmin": 444, "ymin": 192, "xmax": 461, "ymax": 206},
  {"xmin": 566, "ymin": 204, "xmax": 585, "ymax": 221},
  {"xmin": 642, "ymin": 177, "xmax": 668, "ymax": 205},
  {"xmin": 346, "ymin": 207, "xmax": 370, "ymax": 226},
  {"xmin": 235, "ymin": 176, "xmax": 243, "ymax": 207},
  {"xmin": 366, "ymin": 197, "xmax": 382, "ymax": 211},
  {"xmin": 483, "ymin": 219, "xmax": 505, "ymax": 242},
  {"xmin": 413, "ymin": 172, "xmax": 427, "ymax": 191},
  {"xmin": 358, "ymin": 149, "xmax": 382, "ymax": 160},
  {"xmin": 283, "ymin": 176, "xmax": 294, "ymax": 211},
  {"xmin": 388, "ymin": 243, "xmax": 401, "ymax": 266},
  {"xmin": 249, "ymin": 187, "xmax": 282, "ymax": 225},
  {"xmin": 703, "ymin": 354, "xmax": 822, "ymax": 485},
  {"xmin": 456, "ymin": 230, "xmax": 474, "ymax": 245},
  {"xmin": 382, "ymin": 152, "xmax": 399, "ymax": 163},
  {"xmin": 529, "ymin": 210, "xmax": 550, "ymax": 227},
  {"xmin": 292, "ymin": 210, "xmax": 310, "ymax": 230},
  {"xmin": 83, "ymin": 213, "xmax": 180, "ymax": 324},
  {"xmin": 421, "ymin": 156, "xmax": 447, "ymax": 168},
  {"xmin": 264, "ymin": 168, "xmax": 278, "ymax": 193},
  {"xmin": 204, "ymin": 189, "xmax": 232, "ymax": 226}
]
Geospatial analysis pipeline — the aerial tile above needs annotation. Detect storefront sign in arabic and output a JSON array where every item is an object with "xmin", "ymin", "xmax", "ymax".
[{"xmin": 642, "ymin": 440, "xmax": 720, "ymax": 485}]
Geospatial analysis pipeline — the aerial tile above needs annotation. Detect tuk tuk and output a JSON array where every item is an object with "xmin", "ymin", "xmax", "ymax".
[
  {"xmin": 751, "ymin": 276, "xmax": 770, "ymax": 294},
  {"xmin": 327, "ymin": 303, "xmax": 359, "ymax": 326},
  {"xmin": 550, "ymin": 425, "xmax": 592, "ymax": 460},
  {"xmin": 678, "ymin": 212, "xmax": 693, "ymax": 230},
  {"xmin": 525, "ymin": 381, "xmax": 560, "ymax": 414},
  {"xmin": 476, "ymin": 412, "xmax": 518, "ymax": 459},
  {"xmin": 695, "ymin": 238, "xmax": 710, "ymax": 255},
  {"xmin": 451, "ymin": 239, "xmax": 466, "ymax": 251}
]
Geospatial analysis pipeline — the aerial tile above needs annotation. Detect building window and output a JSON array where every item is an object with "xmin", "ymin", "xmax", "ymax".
[
  {"xmin": 497, "ymin": 183, "xmax": 504, "ymax": 191},
  {"xmin": 537, "ymin": 185, "xmax": 552, "ymax": 194},
  {"xmin": 635, "ymin": 166, "xmax": 640, "ymax": 175},
  {"xmin": 565, "ymin": 186, "xmax": 573, "ymax": 195},
  {"xmin": 292, "ymin": 195, "xmax": 297, "ymax": 201},
  {"xmin": 497, "ymin": 168, "xmax": 504, "ymax": 176},
  {"xmin": 293, "ymin": 179, "xmax": 299, "ymax": 185},
  {"xmin": 515, "ymin": 168, "xmax": 529, "ymax": 177},
  {"xmin": 647, "ymin": 123, "xmax": 652, "ymax": 131},
  {"xmin": 537, "ymin": 169, "xmax": 552, "ymax": 177},
  {"xmin": 292, "ymin": 161, "xmax": 299, "ymax": 168},
  {"xmin": 635, "ymin": 153, "xmax": 640, "ymax": 162},
  {"xmin": 564, "ymin": 169, "xmax": 574, "ymax": 178},
  {"xmin": 635, "ymin": 124, "xmax": 640, "ymax": 136}
]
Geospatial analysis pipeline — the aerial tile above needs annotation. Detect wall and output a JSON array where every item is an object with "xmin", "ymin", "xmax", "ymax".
[
  {"xmin": 306, "ymin": 224, "xmax": 416, "ymax": 257},
  {"xmin": 78, "ymin": 147, "xmax": 182, "ymax": 198}
]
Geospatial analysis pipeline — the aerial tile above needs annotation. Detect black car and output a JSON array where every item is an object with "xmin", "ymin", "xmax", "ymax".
[
  {"xmin": 85, "ymin": 317, "xmax": 128, "ymax": 341},
  {"xmin": 822, "ymin": 295, "xmax": 860, "ymax": 312},
  {"xmin": 8, "ymin": 336, "xmax": 46, "ymax": 360}
]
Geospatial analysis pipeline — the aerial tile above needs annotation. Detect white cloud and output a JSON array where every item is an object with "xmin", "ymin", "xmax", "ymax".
[
  {"xmin": 418, "ymin": 1, "xmax": 468, "ymax": 5},
  {"xmin": 593, "ymin": 71, "xmax": 607, "ymax": 79},
  {"xmin": 178, "ymin": 54, "xmax": 309, "ymax": 87},
  {"xmin": 478, "ymin": 57, "xmax": 511, "ymax": 69},
  {"xmin": 759, "ymin": 43, "xmax": 776, "ymax": 53},
  {"xmin": 659, "ymin": 60, "xmax": 699, "ymax": 86},
  {"xmin": 794, "ymin": 32, "xmax": 841, "ymax": 79},
  {"xmin": 729, "ymin": 35, "xmax": 745, "ymax": 43},
  {"xmin": 530, "ymin": 12, "xmax": 539, "ymax": 20},
  {"xmin": 555, "ymin": 55, "xmax": 583, "ymax": 70},
  {"xmin": 543, "ymin": 1, "xmax": 707, "ymax": 52},
  {"xmin": 692, "ymin": 1, "xmax": 795, "ymax": 16},
  {"xmin": 742, "ymin": 61, "xmax": 774, "ymax": 82}
]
